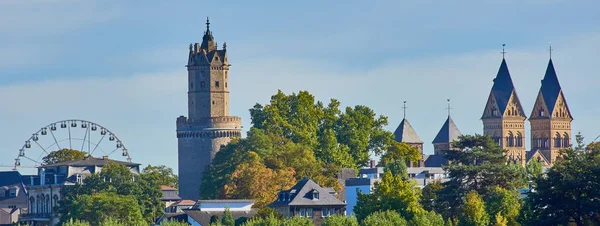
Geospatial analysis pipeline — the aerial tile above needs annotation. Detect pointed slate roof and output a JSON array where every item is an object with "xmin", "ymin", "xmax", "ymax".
[
  {"xmin": 268, "ymin": 177, "xmax": 345, "ymax": 207},
  {"xmin": 432, "ymin": 116, "xmax": 462, "ymax": 144},
  {"xmin": 393, "ymin": 119, "xmax": 423, "ymax": 144},
  {"xmin": 491, "ymin": 59, "xmax": 516, "ymax": 113},
  {"xmin": 539, "ymin": 59, "xmax": 563, "ymax": 114}
]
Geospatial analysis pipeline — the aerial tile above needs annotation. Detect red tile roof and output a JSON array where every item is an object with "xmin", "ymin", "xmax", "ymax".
[{"xmin": 161, "ymin": 185, "xmax": 177, "ymax": 191}]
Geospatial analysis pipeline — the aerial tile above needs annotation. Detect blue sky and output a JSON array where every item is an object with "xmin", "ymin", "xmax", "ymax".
[{"xmin": 1, "ymin": 0, "xmax": 600, "ymax": 174}]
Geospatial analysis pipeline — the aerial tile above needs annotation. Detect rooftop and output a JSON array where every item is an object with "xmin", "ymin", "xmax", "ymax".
[{"xmin": 43, "ymin": 156, "xmax": 140, "ymax": 167}]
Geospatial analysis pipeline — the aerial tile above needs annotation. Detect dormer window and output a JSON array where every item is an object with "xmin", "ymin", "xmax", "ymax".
[
  {"xmin": 9, "ymin": 188, "xmax": 16, "ymax": 197},
  {"xmin": 312, "ymin": 190, "xmax": 319, "ymax": 200}
]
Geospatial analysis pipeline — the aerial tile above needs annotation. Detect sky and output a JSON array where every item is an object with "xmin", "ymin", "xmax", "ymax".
[{"xmin": 1, "ymin": 0, "xmax": 600, "ymax": 174}]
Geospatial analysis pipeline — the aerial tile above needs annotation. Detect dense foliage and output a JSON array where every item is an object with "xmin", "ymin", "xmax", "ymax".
[
  {"xmin": 521, "ymin": 135, "xmax": 600, "ymax": 226},
  {"xmin": 57, "ymin": 162, "xmax": 165, "ymax": 225},
  {"xmin": 143, "ymin": 164, "xmax": 179, "ymax": 189},
  {"xmin": 42, "ymin": 148, "xmax": 87, "ymax": 165},
  {"xmin": 201, "ymin": 90, "xmax": 400, "ymax": 205}
]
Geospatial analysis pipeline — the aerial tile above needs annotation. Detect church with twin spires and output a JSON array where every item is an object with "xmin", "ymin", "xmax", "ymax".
[{"xmin": 394, "ymin": 52, "xmax": 573, "ymax": 167}]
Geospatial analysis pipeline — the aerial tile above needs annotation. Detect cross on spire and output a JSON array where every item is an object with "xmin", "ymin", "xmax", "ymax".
[
  {"xmin": 446, "ymin": 99, "xmax": 452, "ymax": 116},
  {"xmin": 206, "ymin": 17, "xmax": 210, "ymax": 30},
  {"xmin": 548, "ymin": 42, "xmax": 553, "ymax": 59},
  {"xmin": 501, "ymin": 44, "xmax": 507, "ymax": 59},
  {"xmin": 402, "ymin": 101, "xmax": 407, "ymax": 119}
]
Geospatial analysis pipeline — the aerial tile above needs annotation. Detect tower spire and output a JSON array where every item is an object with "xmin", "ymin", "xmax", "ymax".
[
  {"xmin": 206, "ymin": 17, "xmax": 210, "ymax": 32},
  {"xmin": 501, "ymin": 44, "xmax": 506, "ymax": 59},
  {"xmin": 402, "ymin": 101, "xmax": 407, "ymax": 119},
  {"xmin": 446, "ymin": 99, "xmax": 452, "ymax": 117},
  {"xmin": 548, "ymin": 42, "xmax": 553, "ymax": 59}
]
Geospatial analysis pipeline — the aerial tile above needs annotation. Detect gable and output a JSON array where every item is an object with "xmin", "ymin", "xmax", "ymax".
[
  {"xmin": 503, "ymin": 92, "xmax": 526, "ymax": 117},
  {"xmin": 529, "ymin": 92, "xmax": 549, "ymax": 119},
  {"xmin": 482, "ymin": 91, "xmax": 500, "ymax": 118},
  {"xmin": 527, "ymin": 151, "xmax": 551, "ymax": 167},
  {"xmin": 550, "ymin": 91, "xmax": 573, "ymax": 120}
]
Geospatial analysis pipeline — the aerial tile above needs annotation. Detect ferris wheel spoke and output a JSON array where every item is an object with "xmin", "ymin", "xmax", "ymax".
[
  {"xmin": 50, "ymin": 129, "xmax": 61, "ymax": 150},
  {"xmin": 107, "ymin": 147, "xmax": 120, "ymax": 156},
  {"xmin": 68, "ymin": 125, "xmax": 72, "ymax": 150},
  {"xmin": 34, "ymin": 140, "xmax": 50, "ymax": 156},
  {"xmin": 23, "ymin": 154, "xmax": 43, "ymax": 165},
  {"xmin": 90, "ymin": 134, "xmax": 106, "ymax": 156},
  {"xmin": 80, "ymin": 126, "xmax": 89, "ymax": 153}
]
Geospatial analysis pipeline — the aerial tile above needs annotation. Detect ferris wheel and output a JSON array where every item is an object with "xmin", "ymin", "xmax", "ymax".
[{"xmin": 11, "ymin": 119, "xmax": 131, "ymax": 170}]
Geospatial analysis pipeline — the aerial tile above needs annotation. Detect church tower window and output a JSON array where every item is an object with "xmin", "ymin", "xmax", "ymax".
[
  {"xmin": 562, "ymin": 133, "xmax": 570, "ymax": 147},
  {"xmin": 554, "ymin": 133, "xmax": 561, "ymax": 148},
  {"xmin": 215, "ymin": 81, "xmax": 220, "ymax": 87}
]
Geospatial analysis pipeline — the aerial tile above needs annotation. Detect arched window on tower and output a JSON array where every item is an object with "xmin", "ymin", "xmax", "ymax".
[
  {"xmin": 539, "ymin": 109, "xmax": 545, "ymax": 117},
  {"xmin": 29, "ymin": 197, "xmax": 35, "ymax": 214},
  {"xmin": 543, "ymin": 138, "xmax": 549, "ymax": 148},
  {"xmin": 516, "ymin": 132, "xmax": 523, "ymax": 147},
  {"xmin": 507, "ymin": 132, "xmax": 515, "ymax": 147},
  {"xmin": 563, "ymin": 133, "xmax": 570, "ymax": 147},
  {"xmin": 554, "ymin": 132, "xmax": 561, "ymax": 148}
]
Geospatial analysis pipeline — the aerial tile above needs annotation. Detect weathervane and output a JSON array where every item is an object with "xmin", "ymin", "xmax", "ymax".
[
  {"xmin": 402, "ymin": 101, "xmax": 407, "ymax": 119},
  {"xmin": 446, "ymin": 99, "xmax": 452, "ymax": 116},
  {"xmin": 548, "ymin": 42, "xmax": 553, "ymax": 59},
  {"xmin": 501, "ymin": 44, "xmax": 506, "ymax": 59}
]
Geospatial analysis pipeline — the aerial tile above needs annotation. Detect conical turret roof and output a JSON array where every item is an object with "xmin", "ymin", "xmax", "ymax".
[
  {"xmin": 491, "ymin": 59, "xmax": 517, "ymax": 113},
  {"xmin": 432, "ymin": 116, "xmax": 462, "ymax": 144},
  {"xmin": 539, "ymin": 59, "xmax": 563, "ymax": 114},
  {"xmin": 393, "ymin": 118, "xmax": 423, "ymax": 144}
]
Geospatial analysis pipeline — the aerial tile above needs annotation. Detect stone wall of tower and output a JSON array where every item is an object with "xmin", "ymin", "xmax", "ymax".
[{"xmin": 483, "ymin": 117, "xmax": 527, "ymax": 165}]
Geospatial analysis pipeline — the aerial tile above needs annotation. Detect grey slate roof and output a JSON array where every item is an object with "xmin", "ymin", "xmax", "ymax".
[
  {"xmin": 160, "ymin": 190, "xmax": 181, "ymax": 201},
  {"xmin": 422, "ymin": 154, "xmax": 448, "ymax": 167},
  {"xmin": 432, "ymin": 116, "xmax": 462, "ymax": 144},
  {"xmin": 539, "ymin": 59, "xmax": 569, "ymax": 115},
  {"xmin": 491, "ymin": 59, "xmax": 517, "ymax": 114},
  {"xmin": 0, "ymin": 171, "xmax": 21, "ymax": 187},
  {"xmin": 184, "ymin": 209, "xmax": 258, "ymax": 226},
  {"xmin": 43, "ymin": 157, "xmax": 140, "ymax": 167},
  {"xmin": 393, "ymin": 119, "xmax": 423, "ymax": 144},
  {"xmin": 269, "ymin": 177, "xmax": 345, "ymax": 207}
]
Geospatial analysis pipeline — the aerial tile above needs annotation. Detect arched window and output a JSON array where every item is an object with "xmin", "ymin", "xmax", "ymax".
[
  {"xmin": 29, "ymin": 197, "xmax": 35, "ymax": 213},
  {"xmin": 507, "ymin": 132, "xmax": 514, "ymax": 147},
  {"xmin": 563, "ymin": 133, "xmax": 570, "ymax": 147},
  {"xmin": 36, "ymin": 195, "xmax": 41, "ymax": 214},
  {"xmin": 53, "ymin": 195, "xmax": 59, "ymax": 209},
  {"xmin": 516, "ymin": 132, "xmax": 523, "ymax": 147},
  {"xmin": 543, "ymin": 138, "xmax": 549, "ymax": 148},
  {"xmin": 554, "ymin": 133, "xmax": 561, "ymax": 148},
  {"xmin": 46, "ymin": 194, "xmax": 50, "ymax": 213}
]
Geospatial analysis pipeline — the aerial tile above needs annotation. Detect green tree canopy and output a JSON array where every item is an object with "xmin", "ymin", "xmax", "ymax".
[
  {"xmin": 65, "ymin": 192, "xmax": 145, "ymax": 226},
  {"xmin": 362, "ymin": 210, "xmax": 408, "ymax": 226},
  {"xmin": 321, "ymin": 215, "xmax": 359, "ymax": 226},
  {"xmin": 354, "ymin": 171, "xmax": 424, "ymax": 222},
  {"xmin": 522, "ymin": 137, "xmax": 600, "ymax": 226},
  {"xmin": 201, "ymin": 90, "xmax": 394, "ymax": 200},
  {"xmin": 142, "ymin": 165, "xmax": 178, "ymax": 189},
  {"xmin": 485, "ymin": 187, "xmax": 521, "ymax": 226},
  {"xmin": 459, "ymin": 191, "xmax": 489, "ymax": 226},
  {"xmin": 435, "ymin": 134, "xmax": 526, "ymax": 218},
  {"xmin": 42, "ymin": 148, "xmax": 87, "ymax": 165},
  {"xmin": 221, "ymin": 207, "xmax": 235, "ymax": 226}
]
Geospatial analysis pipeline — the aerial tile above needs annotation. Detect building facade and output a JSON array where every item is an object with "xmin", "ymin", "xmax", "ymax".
[
  {"xmin": 176, "ymin": 18, "xmax": 242, "ymax": 200},
  {"xmin": 482, "ymin": 58, "xmax": 528, "ymax": 165}
]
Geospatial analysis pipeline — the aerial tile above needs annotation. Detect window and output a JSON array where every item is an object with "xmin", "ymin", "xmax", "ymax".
[
  {"xmin": 212, "ymin": 100, "xmax": 215, "ymax": 105},
  {"xmin": 225, "ymin": 82, "xmax": 228, "ymax": 88},
  {"xmin": 307, "ymin": 208, "xmax": 313, "ymax": 218},
  {"xmin": 313, "ymin": 190, "xmax": 319, "ymax": 200},
  {"xmin": 215, "ymin": 81, "xmax": 220, "ymax": 87},
  {"xmin": 322, "ymin": 208, "xmax": 332, "ymax": 217},
  {"xmin": 9, "ymin": 189, "xmax": 16, "ymax": 197},
  {"xmin": 8, "ymin": 205, "xmax": 16, "ymax": 209},
  {"xmin": 300, "ymin": 208, "xmax": 306, "ymax": 217},
  {"xmin": 563, "ymin": 133, "xmax": 570, "ymax": 147},
  {"xmin": 554, "ymin": 133, "xmax": 561, "ymax": 148}
]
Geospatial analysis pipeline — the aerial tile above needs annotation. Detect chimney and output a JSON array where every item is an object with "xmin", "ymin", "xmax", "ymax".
[
  {"xmin": 369, "ymin": 160, "xmax": 376, "ymax": 168},
  {"xmin": 102, "ymin": 156, "xmax": 108, "ymax": 160}
]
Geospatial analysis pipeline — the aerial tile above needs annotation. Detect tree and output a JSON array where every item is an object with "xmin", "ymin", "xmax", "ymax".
[
  {"xmin": 409, "ymin": 211, "xmax": 445, "ymax": 226},
  {"xmin": 64, "ymin": 192, "xmax": 145, "ymax": 226},
  {"xmin": 525, "ymin": 158, "xmax": 543, "ymax": 184},
  {"xmin": 436, "ymin": 134, "xmax": 526, "ymax": 218},
  {"xmin": 281, "ymin": 216, "xmax": 314, "ymax": 226},
  {"xmin": 485, "ymin": 187, "xmax": 520, "ymax": 226},
  {"xmin": 321, "ymin": 215, "xmax": 359, "ymax": 226},
  {"xmin": 221, "ymin": 207, "xmax": 235, "ymax": 226},
  {"xmin": 354, "ymin": 171, "xmax": 424, "ymax": 222},
  {"xmin": 492, "ymin": 213, "xmax": 508, "ymax": 226},
  {"xmin": 161, "ymin": 219, "xmax": 190, "ymax": 226},
  {"xmin": 459, "ymin": 191, "xmax": 489, "ymax": 226},
  {"xmin": 223, "ymin": 152, "xmax": 296, "ymax": 208},
  {"xmin": 522, "ymin": 139, "xmax": 600, "ymax": 226},
  {"xmin": 421, "ymin": 180, "xmax": 443, "ymax": 212},
  {"xmin": 142, "ymin": 165, "xmax": 178, "ymax": 189},
  {"xmin": 362, "ymin": 210, "xmax": 408, "ymax": 226},
  {"xmin": 42, "ymin": 148, "xmax": 87, "ymax": 165},
  {"xmin": 63, "ymin": 219, "xmax": 89, "ymax": 226},
  {"xmin": 57, "ymin": 162, "xmax": 163, "ymax": 225},
  {"xmin": 379, "ymin": 142, "xmax": 421, "ymax": 166},
  {"xmin": 202, "ymin": 90, "xmax": 394, "ymax": 200}
]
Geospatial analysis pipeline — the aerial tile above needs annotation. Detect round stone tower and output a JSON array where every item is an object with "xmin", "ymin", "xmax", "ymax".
[{"xmin": 176, "ymin": 18, "xmax": 242, "ymax": 200}]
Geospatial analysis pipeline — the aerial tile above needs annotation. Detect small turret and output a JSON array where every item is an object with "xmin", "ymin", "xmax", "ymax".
[{"xmin": 200, "ymin": 17, "xmax": 217, "ymax": 52}]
